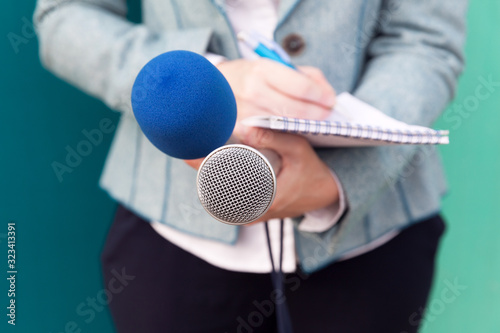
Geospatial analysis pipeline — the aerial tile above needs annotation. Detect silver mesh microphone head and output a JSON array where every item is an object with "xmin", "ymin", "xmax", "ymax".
[{"xmin": 197, "ymin": 144, "xmax": 277, "ymax": 225}]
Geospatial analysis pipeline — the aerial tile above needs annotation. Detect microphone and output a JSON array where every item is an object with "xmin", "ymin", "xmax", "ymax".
[
  {"xmin": 131, "ymin": 50, "xmax": 236, "ymax": 159},
  {"xmin": 197, "ymin": 144, "xmax": 281, "ymax": 225},
  {"xmin": 131, "ymin": 50, "xmax": 281, "ymax": 224}
]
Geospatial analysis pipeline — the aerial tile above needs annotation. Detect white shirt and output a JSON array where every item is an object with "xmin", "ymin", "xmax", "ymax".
[{"xmin": 151, "ymin": 0, "xmax": 397, "ymax": 273}]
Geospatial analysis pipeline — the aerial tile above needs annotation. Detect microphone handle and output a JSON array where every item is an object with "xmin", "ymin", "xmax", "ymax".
[
  {"xmin": 226, "ymin": 136, "xmax": 282, "ymax": 175},
  {"xmin": 259, "ymin": 148, "xmax": 282, "ymax": 175}
]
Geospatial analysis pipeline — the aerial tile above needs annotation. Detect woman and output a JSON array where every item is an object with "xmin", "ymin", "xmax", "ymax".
[{"xmin": 34, "ymin": 0, "xmax": 467, "ymax": 332}]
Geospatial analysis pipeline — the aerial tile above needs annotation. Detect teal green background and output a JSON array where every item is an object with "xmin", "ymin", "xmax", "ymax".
[
  {"xmin": 1, "ymin": 1, "xmax": 499, "ymax": 332},
  {"xmin": 422, "ymin": 1, "xmax": 500, "ymax": 331}
]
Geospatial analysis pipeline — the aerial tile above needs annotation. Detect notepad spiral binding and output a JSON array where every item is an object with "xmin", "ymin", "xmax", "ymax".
[{"xmin": 278, "ymin": 117, "xmax": 449, "ymax": 145}]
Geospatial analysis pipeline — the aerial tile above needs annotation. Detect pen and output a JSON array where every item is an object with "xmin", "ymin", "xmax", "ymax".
[{"xmin": 237, "ymin": 31, "xmax": 296, "ymax": 69}]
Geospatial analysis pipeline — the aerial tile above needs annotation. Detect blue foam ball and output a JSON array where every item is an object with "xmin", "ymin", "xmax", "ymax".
[{"xmin": 131, "ymin": 50, "xmax": 237, "ymax": 159}]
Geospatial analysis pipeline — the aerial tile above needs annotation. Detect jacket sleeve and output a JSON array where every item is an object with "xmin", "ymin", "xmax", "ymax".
[
  {"xmin": 34, "ymin": 0, "xmax": 213, "ymax": 117},
  {"xmin": 303, "ymin": 0, "xmax": 467, "ymax": 252}
]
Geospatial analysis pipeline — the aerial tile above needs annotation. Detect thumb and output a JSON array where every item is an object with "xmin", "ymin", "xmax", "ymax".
[
  {"xmin": 242, "ymin": 127, "xmax": 305, "ymax": 156},
  {"xmin": 184, "ymin": 157, "xmax": 204, "ymax": 170}
]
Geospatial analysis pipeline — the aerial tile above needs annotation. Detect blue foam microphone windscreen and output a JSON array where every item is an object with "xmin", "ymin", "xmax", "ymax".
[{"xmin": 131, "ymin": 50, "xmax": 237, "ymax": 159}]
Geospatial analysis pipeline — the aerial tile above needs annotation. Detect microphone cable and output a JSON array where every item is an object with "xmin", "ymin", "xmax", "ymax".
[{"xmin": 264, "ymin": 220, "xmax": 294, "ymax": 333}]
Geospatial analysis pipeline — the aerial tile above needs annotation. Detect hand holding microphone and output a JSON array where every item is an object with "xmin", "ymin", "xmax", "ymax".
[{"xmin": 240, "ymin": 127, "xmax": 340, "ymax": 224}]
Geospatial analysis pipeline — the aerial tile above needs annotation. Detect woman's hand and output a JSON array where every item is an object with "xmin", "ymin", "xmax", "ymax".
[
  {"xmin": 242, "ymin": 127, "xmax": 339, "ymax": 223},
  {"xmin": 216, "ymin": 58, "xmax": 336, "ymax": 139}
]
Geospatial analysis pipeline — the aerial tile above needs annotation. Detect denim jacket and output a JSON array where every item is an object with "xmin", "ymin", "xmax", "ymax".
[{"xmin": 34, "ymin": 0, "xmax": 467, "ymax": 273}]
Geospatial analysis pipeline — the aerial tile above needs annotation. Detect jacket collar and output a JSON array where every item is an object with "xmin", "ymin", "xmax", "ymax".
[{"xmin": 277, "ymin": 0, "xmax": 302, "ymax": 26}]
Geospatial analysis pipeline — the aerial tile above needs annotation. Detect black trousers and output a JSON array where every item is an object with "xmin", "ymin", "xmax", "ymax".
[{"xmin": 101, "ymin": 206, "xmax": 445, "ymax": 333}]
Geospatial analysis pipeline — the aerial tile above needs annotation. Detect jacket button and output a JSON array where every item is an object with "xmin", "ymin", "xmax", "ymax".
[{"xmin": 282, "ymin": 34, "xmax": 306, "ymax": 56}]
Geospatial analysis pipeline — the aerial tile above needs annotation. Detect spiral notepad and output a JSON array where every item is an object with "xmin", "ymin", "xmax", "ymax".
[{"xmin": 243, "ymin": 93, "xmax": 449, "ymax": 147}]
